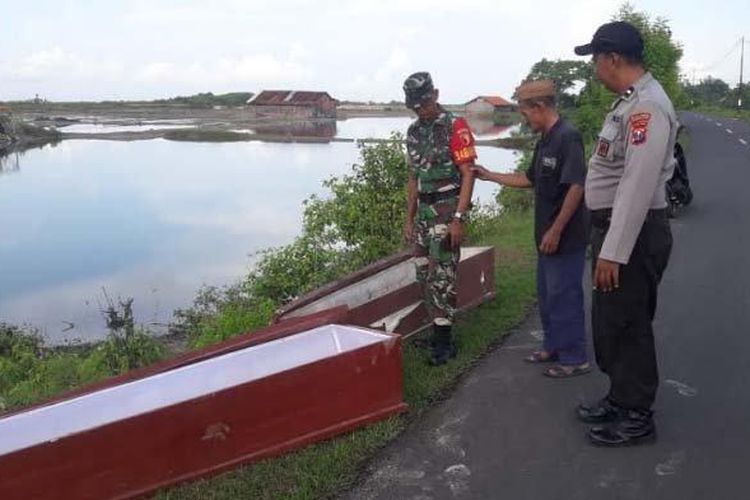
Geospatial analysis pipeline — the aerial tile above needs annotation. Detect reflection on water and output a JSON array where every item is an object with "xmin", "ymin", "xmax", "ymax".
[
  {"xmin": 253, "ymin": 120, "xmax": 337, "ymax": 138},
  {"xmin": 0, "ymin": 153, "xmax": 20, "ymax": 174},
  {"xmin": 335, "ymin": 116, "xmax": 518, "ymax": 141},
  {"xmin": 0, "ymin": 118, "xmax": 519, "ymax": 343},
  {"xmin": 336, "ymin": 117, "xmax": 410, "ymax": 139},
  {"xmin": 61, "ymin": 123, "xmax": 191, "ymax": 134},
  {"xmin": 469, "ymin": 120, "xmax": 515, "ymax": 140}
]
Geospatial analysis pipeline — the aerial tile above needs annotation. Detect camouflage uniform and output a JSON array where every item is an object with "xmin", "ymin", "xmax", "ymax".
[
  {"xmin": 403, "ymin": 72, "xmax": 477, "ymax": 328},
  {"xmin": 407, "ymin": 110, "xmax": 462, "ymax": 326}
]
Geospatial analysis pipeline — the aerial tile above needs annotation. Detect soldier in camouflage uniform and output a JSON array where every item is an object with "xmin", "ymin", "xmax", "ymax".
[{"xmin": 402, "ymin": 72, "xmax": 477, "ymax": 366}]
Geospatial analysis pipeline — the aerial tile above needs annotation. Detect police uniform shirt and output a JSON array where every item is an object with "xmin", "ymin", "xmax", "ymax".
[
  {"xmin": 526, "ymin": 118, "xmax": 588, "ymax": 254},
  {"xmin": 586, "ymin": 72, "xmax": 678, "ymax": 264}
]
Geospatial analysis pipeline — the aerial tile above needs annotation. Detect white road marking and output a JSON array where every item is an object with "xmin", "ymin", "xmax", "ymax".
[
  {"xmin": 716, "ymin": 122, "xmax": 723, "ymax": 127},
  {"xmin": 665, "ymin": 379, "xmax": 698, "ymax": 397},
  {"xmin": 727, "ymin": 129, "xmax": 734, "ymax": 134},
  {"xmin": 740, "ymin": 139, "xmax": 748, "ymax": 146},
  {"xmin": 444, "ymin": 464, "xmax": 471, "ymax": 496},
  {"xmin": 655, "ymin": 452, "xmax": 687, "ymax": 477}
]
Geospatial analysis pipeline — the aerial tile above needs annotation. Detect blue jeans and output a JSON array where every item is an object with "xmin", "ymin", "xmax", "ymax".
[{"xmin": 537, "ymin": 250, "xmax": 587, "ymax": 365}]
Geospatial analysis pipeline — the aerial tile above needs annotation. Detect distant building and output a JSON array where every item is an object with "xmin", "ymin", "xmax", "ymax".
[
  {"xmin": 464, "ymin": 96, "xmax": 516, "ymax": 116},
  {"xmin": 247, "ymin": 91, "xmax": 337, "ymax": 118}
]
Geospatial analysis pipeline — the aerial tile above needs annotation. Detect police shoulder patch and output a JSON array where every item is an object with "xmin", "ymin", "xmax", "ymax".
[
  {"xmin": 596, "ymin": 139, "xmax": 610, "ymax": 157},
  {"xmin": 629, "ymin": 112, "xmax": 651, "ymax": 146}
]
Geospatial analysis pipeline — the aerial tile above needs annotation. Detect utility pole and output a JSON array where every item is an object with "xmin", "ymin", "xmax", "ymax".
[{"xmin": 739, "ymin": 36, "xmax": 745, "ymax": 110}]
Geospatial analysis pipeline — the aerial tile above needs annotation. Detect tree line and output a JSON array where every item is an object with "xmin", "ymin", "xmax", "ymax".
[{"xmin": 519, "ymin": 3, "xmax": 747, "ymax": 152}]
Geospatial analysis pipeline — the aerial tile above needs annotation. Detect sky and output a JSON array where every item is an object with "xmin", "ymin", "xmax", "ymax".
[{"xmin": 1, "ymin": 0, "xmax": 748, "ymax": 103}]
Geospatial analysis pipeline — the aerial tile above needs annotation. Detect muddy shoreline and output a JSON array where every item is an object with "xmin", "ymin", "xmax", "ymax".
[{"xmin": 5, "ymin": 102, "xmax": 526, "ymax": 149}]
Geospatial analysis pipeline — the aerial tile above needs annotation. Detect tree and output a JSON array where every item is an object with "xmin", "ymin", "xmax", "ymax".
[
  {"xmin": 521, "ymin": 59, "xmax": 592, "ymax": 109},
  {"xmin": 682, "ymin": 77, "xmax": 732, "ymax": 107},
  {"xmin": 572, "ymin": 3, "xmax": 685, "ymax": 146},
  {"xmin": 615, "ymin": 3, "xmax": 685, "ymax": 106}
]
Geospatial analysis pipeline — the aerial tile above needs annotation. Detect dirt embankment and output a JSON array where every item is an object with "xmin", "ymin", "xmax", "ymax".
[{"xmin": 0, "ymin": 112, "xmax": 61, "ymax": 154}]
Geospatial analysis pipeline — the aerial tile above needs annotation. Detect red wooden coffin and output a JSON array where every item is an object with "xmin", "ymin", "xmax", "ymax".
[
  {"xmin": 276, "ymin": 246, "xmax": 496, "ymax": 337},
  {"xmin": 0, "ymin": 323, "xmax": 406, "ymax": 500}
]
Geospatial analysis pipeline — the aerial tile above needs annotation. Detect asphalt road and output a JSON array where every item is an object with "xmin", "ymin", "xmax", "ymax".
[{"xmin": 343, "ymin": 112, "xmax": 750, "ymax": 500}]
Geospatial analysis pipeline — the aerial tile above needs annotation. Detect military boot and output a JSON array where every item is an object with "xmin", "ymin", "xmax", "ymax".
[{"xmin": 429, "ymin": 323, "xmax": 457, "ymax": 366}]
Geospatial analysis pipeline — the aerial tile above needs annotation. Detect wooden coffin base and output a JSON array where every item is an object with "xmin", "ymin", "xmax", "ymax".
[{"xmin": 0, "ymin": 323, "xmax": 406, "ymax": 500}]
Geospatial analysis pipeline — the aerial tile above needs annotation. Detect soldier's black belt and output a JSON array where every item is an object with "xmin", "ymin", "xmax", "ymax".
[
  {"xmin": 590, "ymin": 208, "xmax": 668, "ymax": 229},
  {"xmin": 418, "ymin": 188, "xmax": 460, "ymax": 204}
]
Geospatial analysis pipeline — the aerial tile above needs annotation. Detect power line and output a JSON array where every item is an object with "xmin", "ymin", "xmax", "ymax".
[{"xmin": 702, "ymin": 38, "xmax": 742, "ymax": 72}]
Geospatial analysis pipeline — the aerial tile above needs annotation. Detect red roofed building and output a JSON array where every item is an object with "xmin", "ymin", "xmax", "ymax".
[
  {"xmin": 464, "ymin": 95, "xmax": 516, "ymax": 116},
  {"xmin": 248, "ymin": 91, "xmax": 337, "ymax": 118}
]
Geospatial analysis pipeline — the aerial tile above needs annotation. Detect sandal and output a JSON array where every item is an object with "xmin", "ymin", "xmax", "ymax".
[
  {"xmin": 543, "ymin": 363, "xmax": 592, "ymax": 378},
  {"xmin": 524, "ymin": 351, "xmax": 558, "ymax": 364}
]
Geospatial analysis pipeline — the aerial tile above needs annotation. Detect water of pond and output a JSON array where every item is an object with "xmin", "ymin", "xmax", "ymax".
[{"xmin": 0, "ymin": 117, "xmax": 521, "ymax": 343}]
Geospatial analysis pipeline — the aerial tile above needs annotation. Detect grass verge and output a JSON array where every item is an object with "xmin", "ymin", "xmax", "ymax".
[
  {"xmin": 156, "ymin": 209, "xmax": 536, "ymax": 500},
  {"xmin": 691, "ymin": 106, "xmax": 750, "ymax": 123}
]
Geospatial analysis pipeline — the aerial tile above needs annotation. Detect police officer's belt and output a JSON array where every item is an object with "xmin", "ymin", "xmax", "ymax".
[
  {"xmin": 590, "ymin": 208, "xmax": 668, "ymax": 229},
  {"xmin": 418, "ymin": 188, "xmax": 460, "ymax": 204}
]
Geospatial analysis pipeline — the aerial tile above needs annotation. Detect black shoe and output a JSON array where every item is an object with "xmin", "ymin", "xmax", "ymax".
[
  {"xmin": 588, "ymin": 410, "xmax": 656, "ymax": 447},
  {"xmin": 430, "ymin": 342, "xmax": 457, "ymax": 366},
  {"xmin": 576, "ymin": 397, "xmax": 625, "ymax": 424},
  {"xmin": 429, "ymin": 324, "xmax": 457, "ymax": 366}
]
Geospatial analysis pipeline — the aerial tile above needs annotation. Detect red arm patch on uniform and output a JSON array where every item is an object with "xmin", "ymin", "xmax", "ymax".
[
  {"xmin": 629, "ymin": 112, "xmax": 651, "ymax": 146},
  {"xmin": 450, "ymin": 117, "xmax": 478, "ymax": 165}
]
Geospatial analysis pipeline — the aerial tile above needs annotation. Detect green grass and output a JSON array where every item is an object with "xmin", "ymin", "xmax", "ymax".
[
  {"xmin": 156, "ymin": 209, "xmax": 536, "ymax": 500},
  {"xmin": 691, "ymin": 105, "xmax": 750, "ymax": 122}
]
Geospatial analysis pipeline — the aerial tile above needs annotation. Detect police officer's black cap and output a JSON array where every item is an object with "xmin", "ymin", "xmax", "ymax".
[
  {"xmin": 574, "ymin": 21, "xmax": 644, "ymax": 58},
  {"xmin": 403, "ymin": 71, "xmax": 435, "ymax": 109}
]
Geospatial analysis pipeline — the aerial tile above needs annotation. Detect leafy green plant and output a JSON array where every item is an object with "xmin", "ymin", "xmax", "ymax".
[
  {"xmin": 496, "ymin": 149, "xmax": 534, "ymax": 212},
  {"xmin": 0, "ymin": 296, "xmax": 164, "ymax": 412},
  {"xmin": 99, "ymin": 295, "xmax": 163, "ymax": 372}
]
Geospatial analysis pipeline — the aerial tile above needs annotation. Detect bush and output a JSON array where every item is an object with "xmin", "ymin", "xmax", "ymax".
[
  {"xmin": 100, "ymin": 296, "xmax": 163, "ymax": 372},
  {"xmin": 496, "ymin": 149, "xmax": 534, "ymax": 212},
  {"xmin": 0, "ymin": 298, "xmax": 164, "ymax": 412},
  {"xmin": 302, "ymin": 136, "xmax": 409, "ymax": 268},
  {"xmin": 174, "ymin": 283, "xmax": 278, "ymax": 348},
  {"xmin": 574, "ymin": 4, "xmax": 685, "ymax": 148}
]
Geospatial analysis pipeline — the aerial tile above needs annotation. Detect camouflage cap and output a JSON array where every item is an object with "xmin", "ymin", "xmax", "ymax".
[
  {"xmin": 403, "ymin": 71, "xmax": 435, "ymax": 109},
  {"xmin": 516, "ymin": 79, "xmax": 556, "ymax": 102}
]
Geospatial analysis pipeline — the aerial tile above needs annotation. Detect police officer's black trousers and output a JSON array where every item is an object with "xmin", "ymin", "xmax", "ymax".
[{"xmin": 590, "ymin": 209, "xmax": 672, "ymax": 411}]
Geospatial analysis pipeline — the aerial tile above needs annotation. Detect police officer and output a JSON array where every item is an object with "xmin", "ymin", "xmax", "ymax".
[
  {"xmin": 402, "ymin": 72, "xmax": 477, "ymax": 366},
  {"xmin": 473, "ymin": 80, "xmax": 591, "ymax": 378},
  {"xmin": 574, "ymin": 21, "xmax": 676, "ymax": 446}
]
